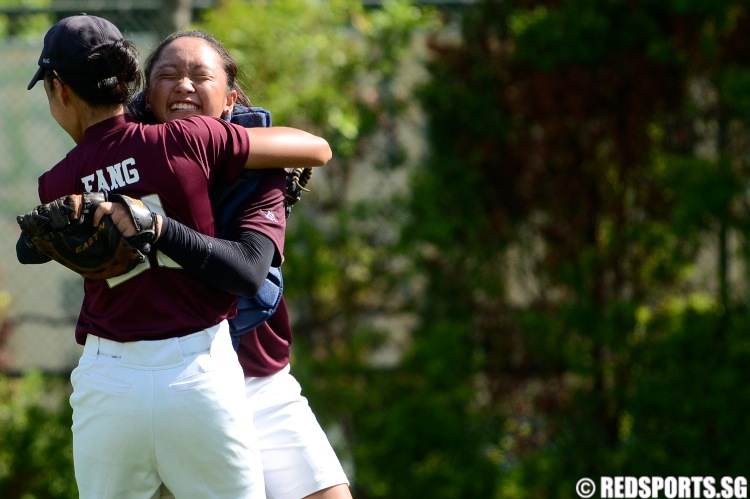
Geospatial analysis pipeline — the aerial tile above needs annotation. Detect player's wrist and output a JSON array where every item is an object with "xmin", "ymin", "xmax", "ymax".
[{"xmin": 153, "ymin": 214, "xmax": 163, "ymax": 243}]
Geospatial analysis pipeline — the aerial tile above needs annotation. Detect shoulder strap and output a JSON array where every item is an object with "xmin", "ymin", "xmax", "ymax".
[{"xmin": 213, "ymin": 103, "xmax": 274, "ymax": 236}]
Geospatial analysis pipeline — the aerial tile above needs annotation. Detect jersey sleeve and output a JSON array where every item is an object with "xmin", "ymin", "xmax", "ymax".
[
  {"xmin": 38, "ymin": 158, "xmax": 77, "ymax": 203},
  {"xmin": 225, "ymin": 170, "xmax": 287, "ymax": 266},
  {"xmin": 165, "ymin": 116, "xmax": 251, "ymax": 186}
]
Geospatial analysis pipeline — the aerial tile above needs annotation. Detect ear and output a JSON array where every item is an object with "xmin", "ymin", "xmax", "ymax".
[
  {"xmin": 225, "ymin": 89, "xmax": 238, "ymax": 115},
  {"xmin": 54, "ymin": 79, "xmax": 71, "ymax": 107}
]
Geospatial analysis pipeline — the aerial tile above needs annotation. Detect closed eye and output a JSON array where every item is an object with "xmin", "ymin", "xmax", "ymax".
[{"xmin": 156, "ymin": 71, "xmax": 179, "ymax": 81}]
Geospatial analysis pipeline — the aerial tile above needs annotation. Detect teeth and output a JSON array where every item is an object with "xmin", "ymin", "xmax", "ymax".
[{"xmin": 170, "ymin": 102, "xmax": 198, "ymax": 111}]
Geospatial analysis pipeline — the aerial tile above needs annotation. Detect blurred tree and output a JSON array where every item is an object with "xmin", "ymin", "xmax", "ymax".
[
  {"xmin": 158, "ymin": 0, "xmax": 193, "ymax": 39},
  {"xmin": 406, "ymin": 0, "xmax": 750, "ymax": 496},
  {"xmin": 0, "ymin": 0, "xmax": 52, "ymax": 39}
]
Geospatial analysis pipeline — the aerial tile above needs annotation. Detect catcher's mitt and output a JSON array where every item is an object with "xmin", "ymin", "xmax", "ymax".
[
  {"xmin": 17, "ymin": 191, "xmax": 157, "ymax": 280},
  {"xmin": 285, "ymin": 167, "xmax": 312, "ymax": 218}
]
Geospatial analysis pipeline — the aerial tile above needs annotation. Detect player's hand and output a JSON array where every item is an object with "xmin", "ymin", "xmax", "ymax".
[
  {"xmin": 93, "ymin": 201, "xmax": 161, "ymax": 240},
  {"xmin": 16, "ymin": 191, "xmax": 148, "ymax": 280},
  {"xmin": 93, "ymin": 201, "xmax": 135, "ymax": 236}
]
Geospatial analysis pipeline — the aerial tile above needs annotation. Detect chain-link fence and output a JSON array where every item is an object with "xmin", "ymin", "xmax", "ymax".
[{"xmin": 0, "ymin": 6, "xmax": 193, "ymax": 374}]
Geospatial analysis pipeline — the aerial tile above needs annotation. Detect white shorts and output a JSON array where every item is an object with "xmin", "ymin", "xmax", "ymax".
[
  {"xmin": 70, "ymin": 322, "xmax": 264, "ymax": 499},
  {"xmin": 247, "ymin": 363, "xmax": 350, "ymax": 499}
]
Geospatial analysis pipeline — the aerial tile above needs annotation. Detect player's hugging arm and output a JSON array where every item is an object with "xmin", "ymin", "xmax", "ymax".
[
  {"xmin": 91, "ymin": 198, "xmax": 274, "ymax": 296},
  {"xmin": 244, "ymin": 127, "xmax": 332, "ymax": 169},
  {"xmin": 153, "ymin": 216, "xmax": 274, "ymax": 298}
]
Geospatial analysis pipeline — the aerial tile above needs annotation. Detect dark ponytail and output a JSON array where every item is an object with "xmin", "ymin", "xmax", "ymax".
[{"xmin": 52, "ymin": 39, "xmax": 143, "ymax": 106}]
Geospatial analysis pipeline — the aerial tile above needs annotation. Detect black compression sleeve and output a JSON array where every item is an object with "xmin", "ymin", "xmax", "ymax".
[{"xmin": 153, "ymin": 217, "xmax": 275, "ymax": 298}]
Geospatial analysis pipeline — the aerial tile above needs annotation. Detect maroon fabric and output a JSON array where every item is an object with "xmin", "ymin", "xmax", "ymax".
[
  {"xmin": 225, "ymin": 171, "xmax": 286, "ymax": 265},
  {"xmin": 38, "ymin": 114, "xmax": 250, "ymax": 344},
  {"xmin": 237, "ymin": 297, "xmax": 292, "ymax": 378},
  {"xmin": 224, "ymin": 170, "xmax": 291, "ymax": 377}
]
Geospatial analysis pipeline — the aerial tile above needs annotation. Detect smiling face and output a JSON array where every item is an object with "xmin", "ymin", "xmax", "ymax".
[{"xmin": 146, "ymin": 36, "xmax": 236, "ymax": 123}]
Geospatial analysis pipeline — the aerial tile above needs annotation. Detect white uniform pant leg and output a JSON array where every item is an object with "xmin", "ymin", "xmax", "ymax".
[
  {"xmin": 246, "ymin": 363, "xmax": 349, "ymax": 499},
  {"xmin": 71, "ymin": 353, "xmax": 161, "ymax": 499},
  {"xmin": 154, "ymin": 324, "xmax": 263, "ymax": 499},
  {"xmin": 71, "ymin": 322, "xmax": 264, "ymax": 499}
]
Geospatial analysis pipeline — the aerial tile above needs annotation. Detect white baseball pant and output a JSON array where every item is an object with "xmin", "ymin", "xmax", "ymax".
[
  {"xmin": 247, "ymin": 363, "xmax": 350, "ymax": 499},
  {"xmin": 70, "ymin": 321, "xmax": 264, "ymax": 499}
]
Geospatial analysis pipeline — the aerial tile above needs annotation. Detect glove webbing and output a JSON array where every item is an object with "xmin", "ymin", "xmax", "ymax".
[{"xmin": 285, "ymin": 167, "xmax": 313, "ymax": 218}]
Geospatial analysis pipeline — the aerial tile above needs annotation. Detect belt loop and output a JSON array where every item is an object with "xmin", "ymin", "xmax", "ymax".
[{"xmin": 84, "ymin": 334, "xmax": 99, "ymax": 357}]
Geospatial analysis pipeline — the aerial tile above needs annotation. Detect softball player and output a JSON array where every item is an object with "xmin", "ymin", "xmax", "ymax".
[
  {"xmin": 135, "ymin": 31, "xmax": 352, "ymax": 499},
  {"xmin": 17, "ymin": 15, "xmax": 330, "ymax": 499}
]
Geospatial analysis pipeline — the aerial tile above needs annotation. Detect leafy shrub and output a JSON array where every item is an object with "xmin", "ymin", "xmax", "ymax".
[{"xmin": 0, "ymin": 371, "xmax": 76, "ymax": 499}]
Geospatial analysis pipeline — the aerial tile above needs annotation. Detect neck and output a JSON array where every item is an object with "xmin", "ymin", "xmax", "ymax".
[{"xmin": 69, "ymin": 104, "xmax": 124, "ymax": 143}]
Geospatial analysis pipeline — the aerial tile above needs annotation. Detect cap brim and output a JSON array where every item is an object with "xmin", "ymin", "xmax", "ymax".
[{"xmin": 27, "ymin": 66, "xmax": 45, "ymax": 90}]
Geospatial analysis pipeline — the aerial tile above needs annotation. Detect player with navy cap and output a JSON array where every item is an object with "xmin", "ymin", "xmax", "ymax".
[{"xmin": 17, "ymin": 13, "xmax": 331, "ymax": 499}]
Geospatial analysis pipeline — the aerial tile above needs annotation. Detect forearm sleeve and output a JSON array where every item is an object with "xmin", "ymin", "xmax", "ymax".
[{"xmin": 153, "ymin": 216, "xmax": 274, "ymax": 298}]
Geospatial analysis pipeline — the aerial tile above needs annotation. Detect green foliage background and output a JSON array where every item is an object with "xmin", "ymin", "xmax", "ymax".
[{"xmin": 4, "ymin": 0, "xmax": 750, "ymax": 497}]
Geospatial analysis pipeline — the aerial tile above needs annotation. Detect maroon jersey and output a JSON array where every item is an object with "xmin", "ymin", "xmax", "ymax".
[
  {"xmin": 223, "ymin": 170, "xmax": 292, "ymax": 378},
  {"xmin": 237, "ymin": 298, "xmax": 292, "ymax": 378},
  {"xmin": 227, "ymin": 171, "xmax": 287, "ymax": 266},
  {"xmin": 38, "ymin": 114, "xmax": 250, "ymax": 344}
]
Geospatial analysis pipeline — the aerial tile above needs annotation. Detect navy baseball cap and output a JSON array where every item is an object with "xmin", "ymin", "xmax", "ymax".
[{"xmin": 28, "ymin": 14, "xmax": 124, "ymax": 90}]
